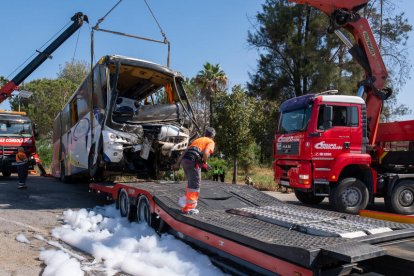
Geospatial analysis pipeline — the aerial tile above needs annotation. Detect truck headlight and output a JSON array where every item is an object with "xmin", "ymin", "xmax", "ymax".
[{"xmin": 299, "ymin": 174, "xmax": 309, "ymax": 180}]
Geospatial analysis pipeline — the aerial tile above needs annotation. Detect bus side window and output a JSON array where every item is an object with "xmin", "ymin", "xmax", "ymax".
[
  {"xmin": 70, "ymin": 97, "xmax": 78, "ymax": 127},
  {"xmin": 61, "ymin": 104, "xmax": 71, "ymax": 134},
  {"xmin": 77, "ymin": 81, "xmax": 90, "ymax": 120}
]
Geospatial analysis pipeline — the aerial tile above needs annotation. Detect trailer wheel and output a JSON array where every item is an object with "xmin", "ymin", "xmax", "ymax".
[
  {"xmin": 137, "ymin": 195, "xmax": 152, "ymax": 225},
  {"xmin": 294, "ymin": 190, "xmax": 325, "ymax": 205},
  {"xmin": 388, "ymin": 180, "xmax": 414, "ymax": 215},
  {"xmin": 2, "ymin": 170, "xmax": 11, "ymax": 177},
  {"xmin": 119, "ymin": 189, "xmax": 130, "ymax": 218},
  {"xmin": 329, "ymin": 178, "xmax": 369, "ymax": 214}
]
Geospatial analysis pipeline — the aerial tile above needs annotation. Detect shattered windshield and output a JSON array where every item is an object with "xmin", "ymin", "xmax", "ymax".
[
  {"xmin": 0, "ymin": 120, "xmax": 32, "ymax": 137},
  {"xmin": 278, "ymin": 104, "xmax": 312, "ymax": 134}
]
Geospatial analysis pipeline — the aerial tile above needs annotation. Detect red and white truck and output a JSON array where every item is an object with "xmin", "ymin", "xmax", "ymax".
[
  {"xmin": 0, "ymin": 12, "xmax": 88, "ymax": 175},
  {"xmin": 273, "ymin": 0, "xmax": 414, "ymax": 214},
  {"xmin": 0, "ymin": 110, "xmax": 38, "ymax": 176}
]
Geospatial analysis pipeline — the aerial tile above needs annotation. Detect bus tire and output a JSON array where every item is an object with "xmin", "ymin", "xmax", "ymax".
[
  {"xmin": 88, "ymin": 145, "xmax": 104, "ymax": 181},
  {"xmin": 2, "ymin": 170, "xmax": 11, "ymax": 177},
  {"xmin": 388, "ymin": 180, "xmax": 414, "ymax": 215},
  {"xmin": 60, "ymin": 162, "xmax": 70, "ymax": 183},
  {"xmin": 329, "ymin": 178, "xmax": 369, "ymax": 214},
  {"xmin": 294, "ymin": 190, "xmax": 325, "ymax": 205}
]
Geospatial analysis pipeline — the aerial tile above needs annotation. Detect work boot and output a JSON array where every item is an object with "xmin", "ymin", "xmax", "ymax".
[{"xmin": 183, "ymin": 208, "xmax": 199, "ymax": 215}]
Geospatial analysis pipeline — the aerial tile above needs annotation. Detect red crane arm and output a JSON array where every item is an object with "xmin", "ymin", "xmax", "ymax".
[{"xmin": 289, "ymin": 0, "xmax": 389, "ymax": 145}]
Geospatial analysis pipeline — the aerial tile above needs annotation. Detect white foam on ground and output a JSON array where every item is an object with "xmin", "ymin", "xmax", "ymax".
[
  {"xmin": 41, "ymin": 204, "xmax": 223, "ymax": 276},
  {"xmin": 16, "ymin": 233, "xmax": 30, "ymax": 244}
]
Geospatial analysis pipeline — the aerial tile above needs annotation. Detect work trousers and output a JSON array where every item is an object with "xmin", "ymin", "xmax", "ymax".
[
  {"xmin": 17, "ymin": 162, "xmax": 29, "ymax": 184},
  {"xmin": 181, "ymin": 158, "xmax": 201, "ymax": 212}
]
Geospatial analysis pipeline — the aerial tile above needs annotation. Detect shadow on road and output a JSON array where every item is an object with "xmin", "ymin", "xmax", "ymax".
[{"xmin": 0, "ymin": 174, "xmax": 107, "ymax": 210}]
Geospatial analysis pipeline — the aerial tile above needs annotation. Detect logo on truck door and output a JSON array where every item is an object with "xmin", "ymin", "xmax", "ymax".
[{"xmin": 315, "ymin": 141, "xmax": 342, "ymax": 150}]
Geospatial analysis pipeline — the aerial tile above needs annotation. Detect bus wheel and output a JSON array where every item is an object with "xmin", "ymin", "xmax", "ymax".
[
  {"xmin": 294, "ymin": 190, "xmax": 325, "ymax": 205},
  {"xmin": 388, "ymin": 180, "xmax": 414, "ymax": 215},
  {"xmin": 88, "ymin": 147, "xmax": 103, "ymax": 181},
  {"xmin": 329, "ymin": 178, "xmax": 369, "ymax": 214},
  {"xmin": 2, "ymin": 170, "xmax": 11, "ymax": 177},
  {"xmin": 60, "ymin": 162, "xmax": 69, "ymax": 183},
  {"xmin": 119, "ymin": 189, "xmax": 131, "ymax": 218}
]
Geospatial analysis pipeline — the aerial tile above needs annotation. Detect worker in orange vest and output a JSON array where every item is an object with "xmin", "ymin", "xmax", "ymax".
[{"xmin": 174, "ymin": 127, "xmax": 216, "ymax": 214}]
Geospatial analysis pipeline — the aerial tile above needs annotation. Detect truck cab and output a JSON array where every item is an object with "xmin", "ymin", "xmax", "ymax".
[
  {"xmin": 0, "ymin": 111, "xmax": 37, "ymax": 177},
  {"xmin": 274, "ymin": 92, "xmax": 374, "ymax": 214}
]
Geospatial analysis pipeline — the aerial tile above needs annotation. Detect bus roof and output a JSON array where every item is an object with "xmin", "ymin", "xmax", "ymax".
[{"xmin": 104, "ymin": 55, "xmax": 183, "ymax": 78}]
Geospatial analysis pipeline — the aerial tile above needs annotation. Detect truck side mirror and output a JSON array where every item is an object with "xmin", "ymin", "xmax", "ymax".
[
  {"xmin": 323, "ymin": 106, "xmax": 333, "ymax": 129},
  {"xmin": 33, "ymin": 123, "xmax": 39, "ymax": 139}
]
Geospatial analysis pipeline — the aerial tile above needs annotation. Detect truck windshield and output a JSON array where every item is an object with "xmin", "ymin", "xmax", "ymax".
[
  {"xmin": 0, "ymin": 121, "xmax": 32, "ymax": 137},
  {"xmin": 278, "ymin": 104, "xmax": 312, "ymax": 134}
]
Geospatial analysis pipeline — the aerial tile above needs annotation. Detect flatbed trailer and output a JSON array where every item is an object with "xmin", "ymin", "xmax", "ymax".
[{"xmin": 90, "ymin": 181, "xmax": 414, "ymax": 275}]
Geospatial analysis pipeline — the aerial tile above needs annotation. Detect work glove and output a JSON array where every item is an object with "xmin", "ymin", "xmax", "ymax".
[{"xmin": 201, "ymin": 162, "xmax": 211, "ymax": 172}]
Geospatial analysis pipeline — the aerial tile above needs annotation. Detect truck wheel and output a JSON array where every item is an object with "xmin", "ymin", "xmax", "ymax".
[
  {"xmin": 388, "ymin": 180, "xmax": 414, "ymax": 215},
  {"xmin": 329, "ymin": 178, "xmax": 369, "ymax": 214},
  {"xmin": 137, "ymin": 195, "xmax": 152, "ymax": 225},
  {"xmin": 294, "ymin": 190, "xmax": 325, "ymax": 205},
  {"xmin": 2, "ymin": 171, "xmax": 11, "ymax": 177},
  {"xmin": 119, "ymin": 189, "xmax": 130, "ymax": 217}
]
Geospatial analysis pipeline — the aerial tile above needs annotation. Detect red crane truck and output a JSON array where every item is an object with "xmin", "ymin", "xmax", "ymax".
[
  {"xmin": 273, "ymin": 0, "xmax": 414, "ymax": 215},
  {"xmin": 0, "ymin": 12, "xmax": 88, "ymax": 176}
]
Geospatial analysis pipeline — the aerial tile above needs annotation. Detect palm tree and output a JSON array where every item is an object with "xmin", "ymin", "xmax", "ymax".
[{"xmin": 195, "ymin": 62, "xmax": 228, "ymax": 127}]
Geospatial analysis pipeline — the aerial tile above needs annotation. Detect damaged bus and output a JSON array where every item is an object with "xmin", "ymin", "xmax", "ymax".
[{"xmin": 52, "ymin": 55, "xmax": 196, "ymax": 181}]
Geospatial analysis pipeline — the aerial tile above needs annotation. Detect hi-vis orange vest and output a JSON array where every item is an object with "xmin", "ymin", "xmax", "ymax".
[{"xmin": 190, "ymin": 137, "xmax": 215, "ymax": 155}]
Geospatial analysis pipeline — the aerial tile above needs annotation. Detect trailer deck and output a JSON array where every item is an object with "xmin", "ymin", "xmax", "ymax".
[{"xmin": 90, "ymin": 181, "xmax": 414, "ymax": 275}]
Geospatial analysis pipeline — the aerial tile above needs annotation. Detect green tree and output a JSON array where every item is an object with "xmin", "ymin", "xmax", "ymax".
[
  {"xmin": 248, "ymin": 0, "xmax": 412, "ymax": 118},
  {"xmin": 195, "ymin": 62, "xmax": 228, "ymax": 127},
  {"xmin": 247, "ymin": 0, "xmax": 345, "ymax": 101},
  {"xmin": 57, "ymin": 60, "xmax": 89, "ymax": 85},
  {"xmin": 10, "ymin": 78, "xmax": 77, "ymax": 137},
  {"xmin": 183, "ymin": 77, "xmax": 209, "ymax": 132},
  {"xmin": 213, "ymin": 85, "xmax": 255, "ymax": 183},
  {"xmin": 0, "ymin": 76, "xmax": 8, "ymax": 87},
  {"xmin": 250, "ymin": 100, "xmax": 279, "ymax": 163}
]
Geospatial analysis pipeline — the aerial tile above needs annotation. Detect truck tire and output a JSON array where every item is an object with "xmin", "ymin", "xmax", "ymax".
[
  {"xmin": 294, "ymin": 190, "xmax": 325, "ymax": 205},
  {"xmin": 2, "ymin": 170, "xmax": 11, "ymax": 177},
  {"xmin": 119, "ymin": 189, "xmax": 131, "ymax": 219},
  {"xmin": 387, "ymin": 180, "xmax": 414, "ymax": 215},
  {"xmin": 137, "ymin": 195, "xmax": 152, "ymax": 225},
  {"xmin": 329, "ymin": 178, "xmax": 369, "ymax": 214}
]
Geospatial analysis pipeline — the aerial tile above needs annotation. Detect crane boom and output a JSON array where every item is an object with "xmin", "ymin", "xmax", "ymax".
[
  {"xmin": 289, "ymin": 0, "xmax": 389, "ymax": 145},
  {"xmin": 0, "ymin": 12, "xmax": 88, "ymax": 103}
]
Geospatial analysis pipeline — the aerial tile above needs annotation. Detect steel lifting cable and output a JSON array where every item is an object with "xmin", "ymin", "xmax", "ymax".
[
  {"xmin": 6, "ymin": 21, "xmax": 72, "ymax": 80},
  {"xmin": 71, "ymin": 27, "xmax": 82, "ymax": 63},
  {"xmin": 143, "ymin": 0, "xmax": 170, "ymax": 66},
  {"xmin": 91, "ymin": 0, "xmax": 171, "ymax": 66}
]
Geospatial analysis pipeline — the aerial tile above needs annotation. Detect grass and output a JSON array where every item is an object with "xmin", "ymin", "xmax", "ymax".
[{"xmin": 216, "ymin": 165, "xmax": 278, "ymax": 191}]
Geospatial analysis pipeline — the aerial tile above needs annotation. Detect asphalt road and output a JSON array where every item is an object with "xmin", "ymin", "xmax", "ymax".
[{"xmin": 0, "ymin": 174, "xmax": 103, "ymax": 276}]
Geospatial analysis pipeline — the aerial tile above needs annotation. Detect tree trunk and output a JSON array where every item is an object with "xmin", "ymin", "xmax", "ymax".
[
  {"xmin": 209, "ymin": 91, "xmax": 214, "ymax": 127},
  {"xmin": 232, "ymin": 157, "xmax": 238, "ymax": 184}
]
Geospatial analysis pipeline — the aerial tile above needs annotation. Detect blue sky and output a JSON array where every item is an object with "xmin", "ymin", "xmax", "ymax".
[{"xmin": 0, "ymin": 0, "xmax": 413, "ymax": 119}]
